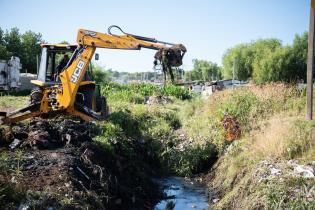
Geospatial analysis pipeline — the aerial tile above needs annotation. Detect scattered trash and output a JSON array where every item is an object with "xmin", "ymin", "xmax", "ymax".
[
  {"xmin": 27, "ymin": 130, "xmax": 52, "ymax": 149},
  {"xmin": 146, "ymin": 96, "xmax": 172, "ymax": 105},
  {"xmin": 76, "ymin": 166, "xmax": 90, "ymax": 181},
  {"xmin": 9, "ymin": 138, "xmax": 21, "ymax": 150},
  {"xmin": 270, "ymin": 167, "xmax": 281, "ymax": 175},
  {"xmin": 293, "ymin": 165, "xmax": 314, "ymax": 178},
  {"xmin": 18, "ymin": 204, "xmax": 30, "ymax": 210},
  {"xmin": 255, "ymin": 159, "xmax": 315, "ymax": 182}
]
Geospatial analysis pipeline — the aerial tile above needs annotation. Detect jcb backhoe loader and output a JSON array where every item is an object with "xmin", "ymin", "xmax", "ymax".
[{"xmin": 0, "ymin": 25, "xmax": 186, "ymax": 124}]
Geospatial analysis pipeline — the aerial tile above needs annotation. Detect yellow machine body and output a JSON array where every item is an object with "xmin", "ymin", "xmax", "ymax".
[{"xmin": 0, "ymin": 26, "xmax": 186, "ymax": 124}]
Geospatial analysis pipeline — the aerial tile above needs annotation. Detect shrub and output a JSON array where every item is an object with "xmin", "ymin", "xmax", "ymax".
[
  {"xmin": 216, "ymin": 88, "xmax": 258, "ymax": 128},
  {"xmin": 284, "ymin": 120, "xmax": 315, "ymax": 159},
  {"xmin": 161, "ymin": 85, "xmax": 192, "ymax": 100},
  {"xmin": 168, "ymin": 142, "xmax": 218, "ymax": 176},
  {"xmin": 93, "ymin": 122, "xmax": 122, "ymax": 152},
  {"xmin": 100, "ymin": 82, "xmax": 193, "ymax": 102}
]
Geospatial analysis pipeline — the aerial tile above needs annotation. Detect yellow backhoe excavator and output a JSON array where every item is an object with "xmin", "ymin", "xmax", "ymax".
[{"xmin": 0, "ymin": 25, "xmax": 186, "ymax": 124}]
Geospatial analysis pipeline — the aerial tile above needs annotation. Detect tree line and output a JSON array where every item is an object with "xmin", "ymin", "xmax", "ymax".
[
  {"xmin": 0, "ymin": 27, "xmax": 43, "ymax": 74},
  {"xmin": 188, "ymin": 32, "xmax": 307, "ymax": 84},
  {"xmin": 0, "ymin": 27, "xmax": 308, "ymax": 84}
]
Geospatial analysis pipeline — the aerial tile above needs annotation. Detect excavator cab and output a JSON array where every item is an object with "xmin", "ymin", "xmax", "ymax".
[
  {"xmin": 29, "ymin": 44, "xmax": 108, "ymax": 119},
  {"xmin": 33, "ymin": 44, "xmax": 85, "ymax": 85}
]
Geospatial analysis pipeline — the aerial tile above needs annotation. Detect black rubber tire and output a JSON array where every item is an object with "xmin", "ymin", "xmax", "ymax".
[
  {"xmin": 97, "ymin": 96, "xmax": 108, "ymax": 118},
  {"xmin": 77, "ymin": 84, "xmax": 95, "ymax": 109}
]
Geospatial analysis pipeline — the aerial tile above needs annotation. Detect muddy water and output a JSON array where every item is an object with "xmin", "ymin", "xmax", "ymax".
[{"xmin": 154, "ymin": 177, "xmax": 209, "ymax": 210}]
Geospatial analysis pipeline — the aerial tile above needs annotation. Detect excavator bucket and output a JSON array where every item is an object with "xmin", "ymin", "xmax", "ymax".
[{"xmin": 154, "ymin": 44, "xmax": 187, "ymax": 68}]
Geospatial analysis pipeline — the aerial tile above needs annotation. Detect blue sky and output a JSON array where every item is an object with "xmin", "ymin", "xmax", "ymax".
[{"xmin": 0, "ymin": 0, "xmax": 310, "ymax": 72}]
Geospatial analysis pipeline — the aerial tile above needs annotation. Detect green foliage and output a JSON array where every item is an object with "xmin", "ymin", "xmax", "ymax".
[
  {"xmin": 0, "ymin": 151, "xmax": 9, "ymax": 171},
  {"xmin": 108, "ymin": 110, "xmax": 142, "ymax": 138},
  {"xmin": 0, "ymin": 183, "xmax": 26, "ymax": 209},
  {"xmin": 267, "ymin": 178, "xmax": 315, "ymax": 210},
  {"xmin": 0, "ymin": 96, "xmax": 28, "ymax": 109},
  {"xmin": 284, "ymin": 120, "xmax": 315, "ymax": 159},
  {"xmin": 217, "ymin": 88, "xmax": 258, "ymax": 126},
  {"xmin": 161, "ymin": 85, "xmax": 192, "ymax": 100},
  {"xmin": 101, "ymin": 82, "xmax": 192, "ymax": 103},
  {"xmin": 93, "ymin": 122, "xmax": 121, "ymax": 152},
  {"xmin": 222, "ymin": 38, "xmax": 281, "ymax": 81},
  {"xmin": 186, "ymin": 59, "xmax": 221, "ymax": 81},
  {"xmin": 91, "ymin": 64, "xmax": 112, "ymax": 85},
  {"xmin": 222, "ymin": 43, "xmax": 255, "ymax": 81},
  {"xmin": 171, "ymin": 143, "xmax": 217, "ymax": 176},
  {"xmin": 130, "ymin": 83, "xmax": 159, "ymax": 96},
  {"xmin": 20, "ymin": 31, "xmax": 42, "ymax": 73},
  {"xmin": 0, "ymin": 27, "xmax": 42, "ymax": 73},
  {"xmin": 222, "ymin": 33, "xmax": 307, "ymax": 84}
]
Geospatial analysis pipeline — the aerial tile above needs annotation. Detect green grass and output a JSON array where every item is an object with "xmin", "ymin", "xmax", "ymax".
[
  {"xmin": 0, "ymin": 96, "xmax": 28, "ymax": 110},
  {"xmin": 101, "ymin": 82, "xmax": 193, "ymax": 105}
]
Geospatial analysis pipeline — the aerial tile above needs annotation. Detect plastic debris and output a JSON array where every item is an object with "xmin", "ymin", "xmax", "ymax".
[
  {"xmin": 9, "ymin": 138, "xmax": 21, "ymax": 150},
  {"xmin": 270, "ymin": 167, "xmax": 281, "ymax": 175},
  {"xmin": 294, "ymin": 165, "xmax": 315, "ymax": 178}
]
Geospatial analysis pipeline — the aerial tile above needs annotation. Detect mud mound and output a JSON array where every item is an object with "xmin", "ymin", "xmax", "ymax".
[{"xmin": 0, "ymin": 117, "xmax": 163, "ymax": 209}]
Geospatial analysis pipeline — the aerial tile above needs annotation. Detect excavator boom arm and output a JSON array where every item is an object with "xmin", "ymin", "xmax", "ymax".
[
  {"xmin": 58, "ymin": 28, "xmax": 175, "ymax": 109},
  {"xmin": 76, "ymin": 29, "xmax": 170, "ymax": 50}
]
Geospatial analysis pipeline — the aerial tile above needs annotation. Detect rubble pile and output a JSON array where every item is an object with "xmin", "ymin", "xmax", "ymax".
[
  {"xmin": 254, "ymin": 159, "xmax": 315, "ymax": 182},
  {"xmin": 2, "ymin": 117, "xmax": 92, "ymax": 150},
  {"xmin": 146, "ymin": 95, "xmax": 173, "ymax": 105},
  {"xmin": 0, "ymin": 117, "xmax": 162, "ymax": 209}
]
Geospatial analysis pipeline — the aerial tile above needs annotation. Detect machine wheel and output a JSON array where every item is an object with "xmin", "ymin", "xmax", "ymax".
[
  {"xmin": 96, "ymin": 96, "xmax": 109, "ymax": 118},
  {"xmin": 77, "ymin": 84, "xmax": 95, "ymax": 109}
]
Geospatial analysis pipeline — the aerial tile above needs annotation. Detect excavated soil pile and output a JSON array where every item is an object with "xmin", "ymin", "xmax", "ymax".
[{"xmin": 0, "ymin": 117, "xmax": 162, "ymax": 210}]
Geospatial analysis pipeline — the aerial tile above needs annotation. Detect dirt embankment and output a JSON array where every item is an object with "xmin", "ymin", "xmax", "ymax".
[{"xmin": 0, "ymin": 117, "xmax": 163, "ymax": 210}]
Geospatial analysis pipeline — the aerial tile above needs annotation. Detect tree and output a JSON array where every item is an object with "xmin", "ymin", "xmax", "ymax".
[
  {"xmin": 289, "ymin": 32, "xmax": 308, "ymax": 81},
  {"xmin": 4, "ymin": 27, "xmax": 22, "ymax": 58},
  {"xmin": 92, "ymin": 64, "xmax": 112, "ymax": 84},
  {"xmin": 187, "ymin": 59, "xmax": 221, "ymax": 81},
  {"xmin": 252, "ymin": 33, "xmax": 308, "ymax": 84},
  {"xmin": 21, "ymin": 31, "xmax": 42, "ymax": 73},
  {"xmin": 0, "ymin": 27, "xmax": 43, "ymax": 73},
  {"xmin": 222, "ymin": 44, "xmax": 254, "ymax": 80},
  {"xmin": 222, "ymin": 39, "xmax": 282, "ymax": 81},
  {"xmin": 253, "ymin": 47, "xmax": 290, "ymax": 83}
]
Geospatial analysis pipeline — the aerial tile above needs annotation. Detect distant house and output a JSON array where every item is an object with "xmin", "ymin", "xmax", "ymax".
[{"xmin": 192, "ymin": 84, "xmax": 203, "ymax": 94}]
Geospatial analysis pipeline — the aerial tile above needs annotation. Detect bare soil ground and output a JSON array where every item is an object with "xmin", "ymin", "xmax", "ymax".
[{"xmin": 0, "ymin": 117, "xmax": 163, "ymax": 210}]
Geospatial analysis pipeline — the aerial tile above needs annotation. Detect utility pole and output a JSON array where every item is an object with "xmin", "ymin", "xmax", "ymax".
[
  {"xmin": 307, "ymin": 0, "xmax": 315, "ymax": 120},
  {"xmin": 233, "ymin": 58, "xmax": 236, "ymax": 86}
]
